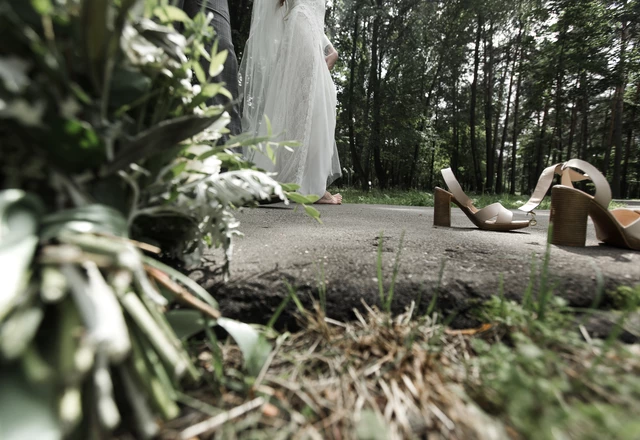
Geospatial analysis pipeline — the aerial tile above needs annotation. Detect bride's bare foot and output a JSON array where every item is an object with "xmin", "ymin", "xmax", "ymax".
[{"xmin": 315, "ymin": 191, "xmax": 342, "ymax": 205}]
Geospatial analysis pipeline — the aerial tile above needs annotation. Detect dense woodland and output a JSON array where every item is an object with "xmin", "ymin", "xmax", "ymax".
[{"xmin": 230, "ymin": 0, "xmax": 640, "ymax": 197}]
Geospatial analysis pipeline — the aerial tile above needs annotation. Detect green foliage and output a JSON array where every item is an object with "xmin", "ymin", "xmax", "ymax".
[
  {"xmin": 469, "ymin": 244, "xmax": 640, "ymax": 439},
  {"xmin": 376, "ymin": 231, "xmax": 405, "ymax": 314},
  {"xmin": 471, "ymin": 297, "xmax": 640, "ymax": 439},
  {"xmin": 338, "ymin": 187, "xmax": 557, "ymax": 209},
  {"xmin": 0, "ymin": 1, "xmax": 279, "ymax": 438},
  {"xmin": 607, "ymin": 285, "xmax": 640, "ymax": 310},
  {"xmin": 0, "ymin": 0, "xmax": 287, "ymax": 268}
]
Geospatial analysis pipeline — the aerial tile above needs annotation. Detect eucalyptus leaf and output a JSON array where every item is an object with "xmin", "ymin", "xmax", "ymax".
[
  {"xmin": 200, "ymin": 83, "xmax": 224, "ymax": 98},
  {"xmin": 136, "ymin": 19, "xmax": 187, "ymax": 63},
  {"xmin": 119, "ymin": 290, "xmax": 187, "ymax": 379},
  {"xmin": 208, "ymin": 49, "xmax": 228, "ymax": 78},
  {"xmin": 286, "ymin": 192, "xmax": 316, "ymax": 205},
  {"xmin": 192, "ymin": 60, "xmax": 206, "ymax": 84},
  {"xmin": 0, "ymin": 190, "xmax": 43, "ymax": 321},
  {"xmin": 41, "ymin": 266, "xmax": 68, "ymax": 303},
  {"xmin": 280, "ymin": 183, "xmax": 301, "ymax": 192},
  {"xmin": 304, "ymin": 205, "xmax": 321, "ymax": 223},
  {"xmin": 187, "ymin": 83, "xmax": 232, "ymax": 109},
  {"xmin": 0, "ymin": 307, "xmax": 43, "ymax": 360},
  {"xmin": 128, "ymin": 328, "xmax": 179, "ymax": 419},
  {"xmin": 142, "ymin": 256, "xmax": 219, "ymax": 309},
  {"xmin": 41, "ymin": 205, "xmax": 129, "ymax": 240},
  {"xmin": 153, "ymin": 5, "xmax": 190, "ymax": 23},
  {"xmin": 116, "ymin": 365, "xmax": 160, "ymax": 439},
  {"xmin": 0, "ymin": 369, "xmax": 61, "ymax": 440},
  {"xmin": 105, "ymin": 114, "xmax": 225, "ymax": 175},
  {"xmin": 80, "ymin": 0, "xmax": 110, "ymax": 88},
  {"xmin": 233, "ymin": 135, "xmax": 273, "ymax": 148},
  {"xmin": 166, "ymin": 309, "xmax": 215, "ymax": 340},
  {"xmin": 217, "ymin": 317, "xmax": 271, "ymax": 377},
  {"xmin": 62, "ymin": 263, "xmax": 131, "ymax": 362}
]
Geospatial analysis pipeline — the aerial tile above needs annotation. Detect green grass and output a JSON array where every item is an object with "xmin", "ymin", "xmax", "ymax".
[
  {"xmin": 334, "ymin": 187, "xmax": 628, "ymax": 210},
  {"xmin": 334, "ymin": 187, "xmax": 553, "ymax": 209}
]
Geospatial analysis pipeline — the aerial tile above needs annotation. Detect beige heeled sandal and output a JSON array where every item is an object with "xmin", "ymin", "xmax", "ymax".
[
  {"xmin": 434, "ymin": 168, "xmax": 533, "ymax": 231},
  {"xmin": 546, "ymin": 159, "xmax": 640, "ymax": 250}
]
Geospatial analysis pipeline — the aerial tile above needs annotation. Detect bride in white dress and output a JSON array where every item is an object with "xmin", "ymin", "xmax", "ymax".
[{"xmin": 239, "ymin": 0, "xmax": 343, "ymax": 204}]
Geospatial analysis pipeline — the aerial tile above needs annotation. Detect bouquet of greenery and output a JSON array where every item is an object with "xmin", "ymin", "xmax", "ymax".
[{"xmin": 0, "ymin": 0, "xmax": 304, "ymax": 438}]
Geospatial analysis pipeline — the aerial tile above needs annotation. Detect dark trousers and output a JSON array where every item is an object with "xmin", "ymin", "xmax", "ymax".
[{"xmin": 178, "ymin": 0, "xmax": 241, "ymax": 138}]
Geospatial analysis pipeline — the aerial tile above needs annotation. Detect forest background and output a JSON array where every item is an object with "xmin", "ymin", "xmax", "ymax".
[{"xmin": 230, "ymin": 0, "xmax": 640, "ymax": 198}]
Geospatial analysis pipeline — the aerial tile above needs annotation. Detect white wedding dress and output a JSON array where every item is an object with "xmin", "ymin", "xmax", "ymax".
[{"xmin": 239, "ymin": 0, "xmax": 341, "ymax": 197}]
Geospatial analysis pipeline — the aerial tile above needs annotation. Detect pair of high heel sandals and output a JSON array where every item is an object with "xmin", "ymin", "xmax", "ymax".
[{"xmin": 434, "ymin": 159, "xmax": 640, "ymax": 251}]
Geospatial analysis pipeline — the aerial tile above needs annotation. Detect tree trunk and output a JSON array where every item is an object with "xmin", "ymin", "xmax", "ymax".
[
  {"xmin": 549, "ymin": 24, "xmax": 567, "ymax": 167},
  {"xmin": 565, "ymin": 101, "xmax": 578, "ymax": 161},
  {"xmin": 493, "ymin": 43, "xmax": 509, "ymax": 161},
  {"xmin": 533, "ymin": 99, "xmax": 550, "ymax": 193},
  {"xmin": 452, "ymin": 68, "xmax": 460, "ymax": 173},
  {"xmin": 622, "ymin": 82, "xmax": 639, "ymax": 197},
  {"xmin": 510, "ymin": 40, "xmax": 524, "ymax": 195},
  {"xmin": 496, "ymin": 38, "xmax": 517, "ymax": 194},
  {"xmin": 484, "ymin": 20, "xmax": 495, "ymax": 193},
  {"xmin": 409, "ymin": 73, "xmax": 426, "ymax": 188},
  {"xmin": 602, "ymin": 95, "xmax": 614, "ymax": 177},
  {"xmin": 369, "ymin": 0, "xmax": 386, "ymax": 189},
  {"xmin": 470, "ymin": 12, "xmax": 484, "ymax": 191},
  {"xmin": 360, "ymin": 16, "xmax": 372, "ymax": 191},
  {"xmin": 428, "ymin": 110, "xmax": 438, "ymax": 189},
  {"xmin": 611, "ymin": 20, "xmax": 629, "ymax": 198},
  {"xmin": 410, "ymin": 49, "xmax": 444, "ymax": 188},
  {"xmin": 579, "ymin": 71, "xmax": 589, "ymax": 160},
  {"xmin": 347, "ymin": 8, "xmax": 364, "ymax": 186}
]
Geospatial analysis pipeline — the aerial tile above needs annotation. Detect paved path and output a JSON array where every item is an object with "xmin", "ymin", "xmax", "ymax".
[{"xmin": 196, "ymin": 203, "xmax": 640, "ymax": 330}]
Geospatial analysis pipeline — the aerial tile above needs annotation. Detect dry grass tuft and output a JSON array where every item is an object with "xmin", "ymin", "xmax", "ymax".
[{"xmin": 161, "ymin": 302, "xmax": 510, "ymax": 440}]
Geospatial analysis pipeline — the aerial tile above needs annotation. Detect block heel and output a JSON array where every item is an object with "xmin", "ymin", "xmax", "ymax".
[
  {"xmin": 549, "ymin": 186, "xmax": 590, "ymax": 247},
  {"xmin": 433, "ymin": 187, "xmax": 452, "ymax": 227}
]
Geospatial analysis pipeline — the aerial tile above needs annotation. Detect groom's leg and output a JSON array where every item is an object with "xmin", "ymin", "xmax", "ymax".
[{"xmin": 181, "ymin": 0, "xmax": 242, "ymax": 138}]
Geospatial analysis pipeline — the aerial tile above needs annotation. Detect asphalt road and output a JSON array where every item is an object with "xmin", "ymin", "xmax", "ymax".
[{"xmin": 196, "ymin": 202, "xmax": 640, "ymax": 330}]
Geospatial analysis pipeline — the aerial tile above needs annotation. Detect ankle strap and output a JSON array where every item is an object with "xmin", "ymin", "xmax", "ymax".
[
  {"xmin": 563, "ymin": 159, "xmax": 611, "ymax": 209},
  {"xmin": 441, "ymin": 168, "xmax": 473, "ymax": 208},
  {"xmin": 518, "ymin": 159, "xmax": 610, "ymax": 213}
]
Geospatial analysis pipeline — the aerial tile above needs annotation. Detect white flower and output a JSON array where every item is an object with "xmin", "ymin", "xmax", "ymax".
[
  {"xmin": 180, "ymin": 79, "xmax": 193, "ymax": 91},
  {"xmin": 121, "ymin": 24, "xmax": 163, "ymax": 66},
  {"xmin": 201, "ymin": 156, "xmax": 222, "ymax": 176},
  {"xmin": 192, "ymin": 111, "xmax": 231, "ymax": 143},
  {"xmin": 183, "ymin": 145, "xmax": 222, "ymax": 182}
]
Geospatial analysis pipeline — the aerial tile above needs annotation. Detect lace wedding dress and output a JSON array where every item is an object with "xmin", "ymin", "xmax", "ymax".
[{"xmin": 240, "ymin": 0, "xmax": 341, "ymax": 197}]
